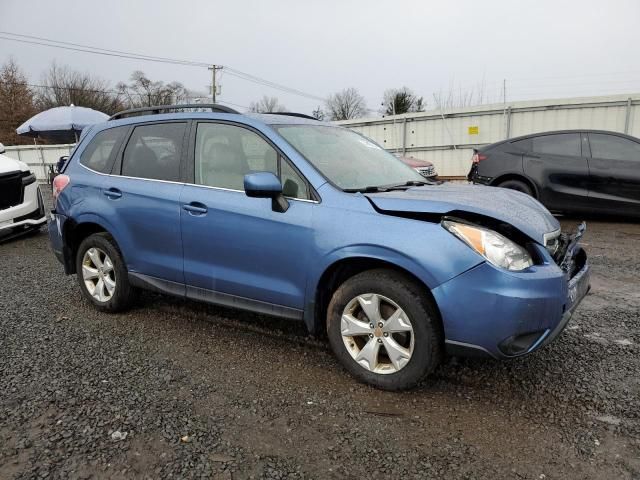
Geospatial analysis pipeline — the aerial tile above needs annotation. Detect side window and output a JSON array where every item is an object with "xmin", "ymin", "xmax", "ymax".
[
  {"xmin": 511, "ymin": 138, "xmax": 532, "ymax": 152},
  {"xmin": 281, "ymin": 160, "xmax": 309, "ymax": 199},
  {"xmin": 79, "ymin": 126, "xmax": 127, "ymax": 173},
  {"xmin": 531, "ymin": 134, "xmax": 581, "ymax": 157},
  {"xmin": 589, "ymin": 133, "xmax": 640, "ymax": 161},
  {"xmin": 194, "ymin": 123, "xmax": 310, "ymax": 199},
  {"xmin": 121, "ymin": 123, "xmax": 186, "ymax": 181}
]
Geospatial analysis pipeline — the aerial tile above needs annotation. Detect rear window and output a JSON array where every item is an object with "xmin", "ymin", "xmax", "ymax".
[
  {"xmin": 80, "ymin": 126, "xmax": 128, "ymax": 173},
  {"xmin": 121, "ymin": 123, "xmax": 186, "ymax": 182},
  {"xmin": 531, "ymin": 134, "xmax": 581, "ymax": 157}
]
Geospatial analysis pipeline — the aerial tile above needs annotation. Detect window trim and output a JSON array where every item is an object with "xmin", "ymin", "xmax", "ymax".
[
  {"xmin": 112, "ymin": 120, "xmax": 191, "ymax": 182},
  {"xmin": 187, "ymin": 120, "xmax": 320, "ymax": 203}
]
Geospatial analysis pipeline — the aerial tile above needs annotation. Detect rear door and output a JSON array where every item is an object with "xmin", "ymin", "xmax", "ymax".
[
  {"xmin": 105, "ymin": 121, "xmax": 188, "ymax": 285},
  {"xmin": 586, "ymin": 132, "xmax": 640, "ymax": 215},
  {"xmin": 522, "ymin": 133, "xmax": 590, "ymax": 211}
]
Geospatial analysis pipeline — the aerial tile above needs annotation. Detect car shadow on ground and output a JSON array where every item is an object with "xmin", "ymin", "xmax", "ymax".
[{"xmin": 0, "ymin": 225, "xmax": 45, "ymax": 245}]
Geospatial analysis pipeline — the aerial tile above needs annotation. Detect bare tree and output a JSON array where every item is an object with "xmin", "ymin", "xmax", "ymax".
[
  {"xmin": 36, "ymin": 63, "xmax": 124, "ymax": 115},
  {"xmin": 0, "ymin": 59, "xmax": 38, "ymax": 145},
  {"xmin": 311, "ymin": 106, "xmax": 325, "ymax": 121},
  {"xmin": 248, "ymin": 96, "xmax": 287, "ymax": 113},
  {"xmin": 432, "ymin": 80, "xmax": 490, "ymax": 109},
  {"xmin": 325, "ymin": 88, "xmax": 367, "ymax": 120},
  {"xmin": 117, "ymin": 71, "xmax": 189, "ymax": 108},
  {"xmin": 381, "ymin": 87, "xmax": 424, "ymax": 115}
]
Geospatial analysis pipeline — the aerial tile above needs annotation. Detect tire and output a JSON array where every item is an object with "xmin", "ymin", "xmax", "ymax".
[
  {"xmin": 75, "ymin": 232, "xmax": 135, "ymax": 312},
  {"xmin": 326, "ymin": 269, "xmax": 442, "ymax": 391},
  {"xmin": 497, "ymin": 179, "xmax": 534, "ymax": 197}
]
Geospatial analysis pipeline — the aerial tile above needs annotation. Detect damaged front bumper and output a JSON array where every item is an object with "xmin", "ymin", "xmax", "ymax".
[{"xmin": 434, "ymin": 223, "xmax": 590, "ymax": 359}]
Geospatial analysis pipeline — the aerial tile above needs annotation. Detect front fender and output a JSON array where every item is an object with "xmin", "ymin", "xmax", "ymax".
[{"xmin": 302, "ymin": 242, "xmax": 482, "ymax": 333}]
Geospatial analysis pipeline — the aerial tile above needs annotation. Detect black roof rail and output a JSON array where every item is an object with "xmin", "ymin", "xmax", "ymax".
[
  {"xmin": 261, "ymin": 112, "xmax": 319, "ymax": 121},
  {"xmin": 109, "ymin": 103, "xmax": 239, "ymax": 121}
]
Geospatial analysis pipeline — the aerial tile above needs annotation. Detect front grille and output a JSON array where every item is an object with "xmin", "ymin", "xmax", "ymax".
[
  {"xmin": 0, "ymin": 171, "xmax": 24, "ymax": 210},
  {"xmin": 416, "ymin": 166, "xmax": 436, "ymax": 178}
]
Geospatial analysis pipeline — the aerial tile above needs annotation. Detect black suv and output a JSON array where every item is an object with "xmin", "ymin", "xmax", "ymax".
[{"xmin": 468, "ymin": 130, "xmax": 640, "ymax": 217}]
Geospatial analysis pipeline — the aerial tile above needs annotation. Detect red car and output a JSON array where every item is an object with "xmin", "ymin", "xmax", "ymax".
[{"xmin": 395, "ymin": 155, "xmax": 438, "ymax": 180}]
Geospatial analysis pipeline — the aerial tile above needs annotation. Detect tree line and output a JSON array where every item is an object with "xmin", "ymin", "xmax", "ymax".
[
  {"xmin": 249, "ymin": 86, "xmax": 425, "ymax": 121},
  {"xmin": 0, "ymin": 58, "xmax": 426, "ymax": 145}
]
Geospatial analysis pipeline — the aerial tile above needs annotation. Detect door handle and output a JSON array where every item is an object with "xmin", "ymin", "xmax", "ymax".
[
  {"xmin": 183, "ymin": 202, "xmax": 208, "ymax": 215},
  {"xmin": 103, "ymin": 188, "xmax": 122, "ymax": 199}
]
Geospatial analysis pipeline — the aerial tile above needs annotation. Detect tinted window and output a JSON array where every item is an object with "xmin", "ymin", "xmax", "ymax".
[
  {"xmin": 194, "ymin": 123, "xmax": 309, "ymax": 199},
  {"xmin": 532, "ymin": 134, "xmax": 581, "ymax": 156},
  {"xmin": 121, "ymin": 123, "xmax": 186, "ymax": 181},
  {"xmin": 281, "ymin": 159, "xmax": 309, "ymax": 199},
  {"xmin": 510, "ymin": 138, "xmax": 532, "ymax": 151},
  {"xmin": 589, "ymin": 133, "xmax": 640, "ymax": 161},
  {"xmin": 80, "ymin": 126, "xmax": 127, "ymax": 173}
]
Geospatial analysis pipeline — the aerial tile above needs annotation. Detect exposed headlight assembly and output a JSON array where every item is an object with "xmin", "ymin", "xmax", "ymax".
[{"xmin": 442, "ymin": 220, "xmax": 533, "ymax": 271}]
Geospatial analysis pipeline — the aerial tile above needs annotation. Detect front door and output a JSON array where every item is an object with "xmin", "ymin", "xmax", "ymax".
[{"xmin": 180, "ymin": 121, "xmax": 315, "ymax": 317}]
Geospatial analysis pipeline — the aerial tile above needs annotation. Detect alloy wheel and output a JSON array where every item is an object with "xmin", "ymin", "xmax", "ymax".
[
  {"xmin": 341, "ymin": 293, "xmax": 415, "ymax": 374},
  {"xmin": 82, "ymin": 247, "xmax": 116, "ymax": 302}
]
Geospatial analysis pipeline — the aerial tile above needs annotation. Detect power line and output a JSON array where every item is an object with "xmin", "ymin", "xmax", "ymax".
[{"xmin": 0, "ymin": 31, "xmax": 326, "ymax": 102}]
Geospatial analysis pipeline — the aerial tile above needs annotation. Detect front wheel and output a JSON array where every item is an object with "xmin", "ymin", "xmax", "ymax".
[
  {"xmin": 327, "ymin": 269, "xmax": 442, "ymax": 390},
  {"xmin": 75, "ymin": 233, "xmax": 135, "ymax": 312}
]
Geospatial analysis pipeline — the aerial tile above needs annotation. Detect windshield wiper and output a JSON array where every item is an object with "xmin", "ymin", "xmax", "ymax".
[
  {"xmin": 386, "ymin": 180, "xmax": 428, "ymax": 188},
  {"xmin": 344, "ymin": 186, "xmax": 386, "ymax": 193},
  {"xmin": 345, "ymin": 181, "xmax": 429, "ymax": 193}
]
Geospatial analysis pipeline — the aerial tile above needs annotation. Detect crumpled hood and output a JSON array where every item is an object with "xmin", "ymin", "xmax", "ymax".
[
  {"xmin": 0, "ymin": 153, "xmax": 28, "ymax": 174},
  {"xmin": 365, "ymin": 183, "xmax": 560, "ymax": 244}
]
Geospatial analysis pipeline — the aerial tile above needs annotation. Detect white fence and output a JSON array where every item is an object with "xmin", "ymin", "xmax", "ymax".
[
  {"xmin": 4, "ymin": 92, "xmax": 640, "ymax": 181},
  {"xmin": 336, "ymin": 93, "xmax": 640, "ymax": 178},
  {"xmin": 3, "ymin": 144, "xmax": 75, "ymax": 181}
]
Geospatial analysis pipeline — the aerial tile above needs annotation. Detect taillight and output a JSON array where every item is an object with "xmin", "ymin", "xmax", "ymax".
[
  {"xmin": 52, "ymin": 174, "xmax": 70, "ymax": 205},
  {"xmin": 471, "ymin": 152, "xmax": 487, "ymax": 164}
]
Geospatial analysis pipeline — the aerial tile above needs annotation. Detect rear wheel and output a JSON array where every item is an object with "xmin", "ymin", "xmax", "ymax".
[
  {"xmin": 497, "ymin": 179, "xmax": 534, "ymax": 197},
  {"xmin": 326, "ymin": 269, "xmax": 442, "ymax": 390},
  {"xmin": 75, "ymin": 233, "xmax": 135, "ymax": 312}
]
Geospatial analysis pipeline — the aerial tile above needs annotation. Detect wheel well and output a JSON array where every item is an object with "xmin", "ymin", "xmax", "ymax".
[
  {"xmin": 312, "ymin": 257, "xmax": 443, "ymax": 338},
  {"xmin": 62, "ymin": 222, "xmax": 108, "ymax": 274},
  {"xmin": 490, "ymin": 174, "xmax": 538, "ymax": 198}
]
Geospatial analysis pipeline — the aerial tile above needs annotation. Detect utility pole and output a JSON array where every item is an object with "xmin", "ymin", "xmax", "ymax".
[{"xmin": 208, "ymin": 65, "xmax": 223, "ymax": 103}]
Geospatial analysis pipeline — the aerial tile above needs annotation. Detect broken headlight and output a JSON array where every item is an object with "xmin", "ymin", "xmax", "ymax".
[{"xmin": 442, "ymin": 220, "xmax": 533, "ymax": 271}]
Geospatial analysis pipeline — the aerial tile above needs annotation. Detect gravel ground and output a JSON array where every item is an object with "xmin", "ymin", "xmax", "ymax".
[{"xmin": 1, "ymin": 189, "xmax": 639, "ymax": 479}]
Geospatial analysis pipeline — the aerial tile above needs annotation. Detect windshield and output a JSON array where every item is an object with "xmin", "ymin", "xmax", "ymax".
[{"xmin": 274, "ymin": 125, "xmax": 425, "ymax": 191}]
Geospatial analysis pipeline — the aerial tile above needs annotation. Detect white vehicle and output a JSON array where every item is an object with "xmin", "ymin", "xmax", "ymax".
[{"xmin": 0, "ymin": 142, "xmax": 46, "ymax": 237}]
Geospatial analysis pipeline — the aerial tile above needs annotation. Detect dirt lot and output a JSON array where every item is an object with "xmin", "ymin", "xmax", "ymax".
[{"xmin": 1, "ymin": 191, "xmax": 639, "ymax": 479}]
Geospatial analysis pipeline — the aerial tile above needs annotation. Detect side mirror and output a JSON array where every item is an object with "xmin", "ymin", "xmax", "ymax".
[
  {"xmin": 0, "ymin": 142, "xmax": 5, "ymax": 154},
  {"xmin": 56, "ymin": 155, "xmax": 69, "ymax": 173},
  {"xmin": 244, "ymin": 172, "xmax": 289, "ymax": 213}
]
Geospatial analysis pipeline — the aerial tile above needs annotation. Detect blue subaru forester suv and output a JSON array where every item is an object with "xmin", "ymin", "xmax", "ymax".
[{"xmin": 49, "ymin": 104, "xmax": 590, "ymax": 390}]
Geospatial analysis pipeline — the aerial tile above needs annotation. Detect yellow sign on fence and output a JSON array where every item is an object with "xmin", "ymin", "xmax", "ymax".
[{"xmin": 468, "ymin": 126, "xmax": 479, "ymax": 135}]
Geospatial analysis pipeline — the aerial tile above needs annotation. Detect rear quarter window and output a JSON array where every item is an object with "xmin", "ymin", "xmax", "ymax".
[{"xmin": 79, "ymin": 126, "xmax": 128, "ymax": 173}]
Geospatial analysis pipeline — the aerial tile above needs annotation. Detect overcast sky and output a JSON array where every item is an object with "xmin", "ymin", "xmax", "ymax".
[{"xmin": 1, "ymin": 0, "xmax": 640, "ymax": 115}]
